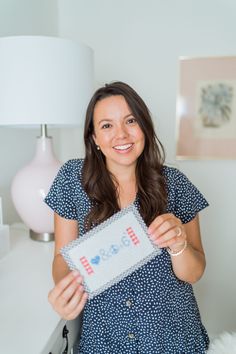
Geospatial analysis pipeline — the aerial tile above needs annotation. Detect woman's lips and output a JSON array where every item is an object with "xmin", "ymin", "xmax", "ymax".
[{"xmin": 113, "ymin": 143, "xmax": 133, "ymax": 152}]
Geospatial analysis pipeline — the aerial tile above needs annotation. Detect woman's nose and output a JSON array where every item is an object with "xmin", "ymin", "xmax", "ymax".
[{"xmin": 116, "ymin": 124, "xmax": 128, "ymax": 138}]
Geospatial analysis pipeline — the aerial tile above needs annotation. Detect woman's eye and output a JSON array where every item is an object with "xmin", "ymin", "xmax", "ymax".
[
  {"xmin": 101, "ymin": 123, "xmax": 111, "ymax": 129},
  {"xmin": 127, "ymin": 117, "xmax": 136, "ymax": 124}
]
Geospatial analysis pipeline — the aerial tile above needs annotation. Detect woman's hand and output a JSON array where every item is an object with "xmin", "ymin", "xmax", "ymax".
[
  {"xmin": 148, "ymin": 213, "xmax": 186, "ymax": 252},
  {"xmin": 48, "ymin": 270, "xmax": 88, "ymax": 320},
  {"xmin": 148, "ymin": 213, "xmax": 206, "ymax": 283}
]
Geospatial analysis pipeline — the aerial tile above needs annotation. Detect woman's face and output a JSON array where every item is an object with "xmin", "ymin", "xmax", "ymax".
[{"xmin": 92, "ymin": 95, "xmax": 145, "ymax": 173}]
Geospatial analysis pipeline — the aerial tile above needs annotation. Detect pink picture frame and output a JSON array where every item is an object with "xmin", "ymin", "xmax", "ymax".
[{"xmin": 176, "ymin": 56, "xmax": 236, "ymax": 159}]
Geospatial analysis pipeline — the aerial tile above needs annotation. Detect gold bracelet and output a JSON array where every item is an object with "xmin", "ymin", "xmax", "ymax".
[{"xmin": 167, "ymin": 240, "xmax": 188, "ymax": 257}]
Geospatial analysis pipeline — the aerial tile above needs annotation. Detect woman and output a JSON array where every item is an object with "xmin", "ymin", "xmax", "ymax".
[{"xmin": 45, "ymin": 81, "xmax": 209, "ymax": 353}]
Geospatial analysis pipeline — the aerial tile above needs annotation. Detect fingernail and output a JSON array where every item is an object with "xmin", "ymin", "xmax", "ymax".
[
  {"xmin": 76, "ymin": 276, "xmax": 83, "ymax": 283},
  {"xmin": 72, "ymin": 270, "xmax": 79, "ymax": 277},
  {"xmin": 78, "ymin": 284, "xmax": 84, "ymax": 291}
]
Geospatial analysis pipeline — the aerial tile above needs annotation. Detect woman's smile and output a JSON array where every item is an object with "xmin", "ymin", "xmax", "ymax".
[{"xmin": 113, "ymin": 143, "xmax": 134, "ymax": 152}]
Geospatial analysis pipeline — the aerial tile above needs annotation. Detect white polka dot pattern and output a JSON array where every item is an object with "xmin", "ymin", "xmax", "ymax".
[{"xmin": 45, "ymin": 159, "xmax": 209, "ymax": 354}]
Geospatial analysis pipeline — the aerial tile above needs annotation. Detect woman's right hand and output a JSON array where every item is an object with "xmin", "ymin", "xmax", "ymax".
[{"xmin": 48, "ymin": 270, "xmax": 88, "ymax": 320}]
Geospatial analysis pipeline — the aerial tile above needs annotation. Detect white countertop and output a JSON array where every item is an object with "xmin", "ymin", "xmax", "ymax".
[{"xmin": 0, "ymin": 224, "xmax": 63, "ymax": 354}]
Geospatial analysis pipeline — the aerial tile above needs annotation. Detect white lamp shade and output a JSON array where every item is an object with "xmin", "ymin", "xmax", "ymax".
[{"xmin": 0, "ymin": 36, "xmax": 94, "ymax": 125}]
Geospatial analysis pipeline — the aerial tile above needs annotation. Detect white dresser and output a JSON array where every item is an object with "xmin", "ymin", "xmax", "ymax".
[{"xmin": 0, "ymin": 224, "xmax": 81, "ymax": 354}]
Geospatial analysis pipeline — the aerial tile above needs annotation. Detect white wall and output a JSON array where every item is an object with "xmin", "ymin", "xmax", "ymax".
[
  {"xmin": 0, "ymin": 0, "xmax": 59, "ymax": 223},
  {"xmin": 57, "ymin": 0, "xmax": 236, "ymax": 337},
  {"xmin": 0, "ymin": 0, "xmax": 58, "ymax": 36}
]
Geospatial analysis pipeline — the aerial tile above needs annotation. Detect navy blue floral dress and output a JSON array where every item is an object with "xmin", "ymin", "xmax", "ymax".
[{"xmin": 45, "ymin": 159, "xmax": 209, "ymax": 354}]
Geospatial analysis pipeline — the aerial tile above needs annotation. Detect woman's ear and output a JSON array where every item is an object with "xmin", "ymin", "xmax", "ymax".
[
  {"xmin": 92, "ymin": 133, "xmax": 97, "ymax": 146},
  {"xmin": 92, "ymin": 134, "xmax": 100, "ymax": 151}
]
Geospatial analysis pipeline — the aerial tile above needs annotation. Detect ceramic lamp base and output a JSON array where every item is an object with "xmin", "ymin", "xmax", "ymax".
[{"xmin": 11, "ymin": 133, "xmax": 61, "ymax": 241}]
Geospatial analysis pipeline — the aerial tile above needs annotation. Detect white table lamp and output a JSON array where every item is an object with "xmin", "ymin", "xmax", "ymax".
[{"xmin": 0, "ymin": 36, "xmax": 94, "ymax": 241}]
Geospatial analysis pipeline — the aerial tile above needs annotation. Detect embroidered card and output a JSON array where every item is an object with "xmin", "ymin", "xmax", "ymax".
[{"xmin": 61, "ymin": 204, "xmax": 161, "ymax": 299}]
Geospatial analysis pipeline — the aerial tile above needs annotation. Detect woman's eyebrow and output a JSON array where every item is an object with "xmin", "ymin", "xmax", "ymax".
[
  {"xmin": 97, "ymin": 113, "xmax": 133, "ymax": 125},
  {"xmin": 98, "ymin": 118, "xmax": 112, "ymax": 123}
]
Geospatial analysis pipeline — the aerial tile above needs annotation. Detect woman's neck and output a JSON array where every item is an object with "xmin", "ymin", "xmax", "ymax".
[
  {"xmin": 113, "ymin": 170, "xmax": 137, "ymax": 209},
  {"xmin": 108, "ymin": 164, "xmax": 136, "ymax": 185},
  {"xmin": 106, "ymin": 163, "xmax": 137, "ymax": 208}
]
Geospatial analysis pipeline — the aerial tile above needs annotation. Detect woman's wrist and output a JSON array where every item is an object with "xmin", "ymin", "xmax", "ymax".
[{"xmin": 167, "ymin": 240, "xmax": 188, "ymax": 256}]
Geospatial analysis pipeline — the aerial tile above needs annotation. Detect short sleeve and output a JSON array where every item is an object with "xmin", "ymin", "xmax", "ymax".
[
  {"xmin": 165, "ymin": 167, "xmax": 209, "ymax": 224},
  {"xmin": 44, "ymin": 160, "xmax": 77, "ymax": 220}
]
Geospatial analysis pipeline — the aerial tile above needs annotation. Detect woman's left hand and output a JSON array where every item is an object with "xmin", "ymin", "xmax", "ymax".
[{"xmin": 147, "ymin": 213, "xmax": 186, "ymax": 251}]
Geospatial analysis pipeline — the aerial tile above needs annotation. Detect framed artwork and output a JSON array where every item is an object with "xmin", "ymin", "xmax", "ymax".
[{"xmin": 176, "ymin": 56, "xmax": 236, "ymax": 159}]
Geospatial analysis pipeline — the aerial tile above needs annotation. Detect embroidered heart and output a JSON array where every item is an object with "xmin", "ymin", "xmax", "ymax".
[{"xmin": 91, "ymin": 255, "xmax": 100, "ymax": 265}]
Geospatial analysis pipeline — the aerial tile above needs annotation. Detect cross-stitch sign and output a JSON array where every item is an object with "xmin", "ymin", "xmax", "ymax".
[{"xmin": 61, "ymin": 204, "xmax": 161, "ymax": 298}]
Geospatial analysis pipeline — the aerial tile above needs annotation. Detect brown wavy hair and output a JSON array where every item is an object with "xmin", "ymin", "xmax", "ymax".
[{"xmin": 82, "ymin": 81, "xmax": 167, "ymax": 229}]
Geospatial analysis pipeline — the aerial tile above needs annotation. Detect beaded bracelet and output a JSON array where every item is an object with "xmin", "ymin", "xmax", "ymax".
[{"xmin": 167, "ymin": 240, "xmax": 188, "ymax": 257}]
